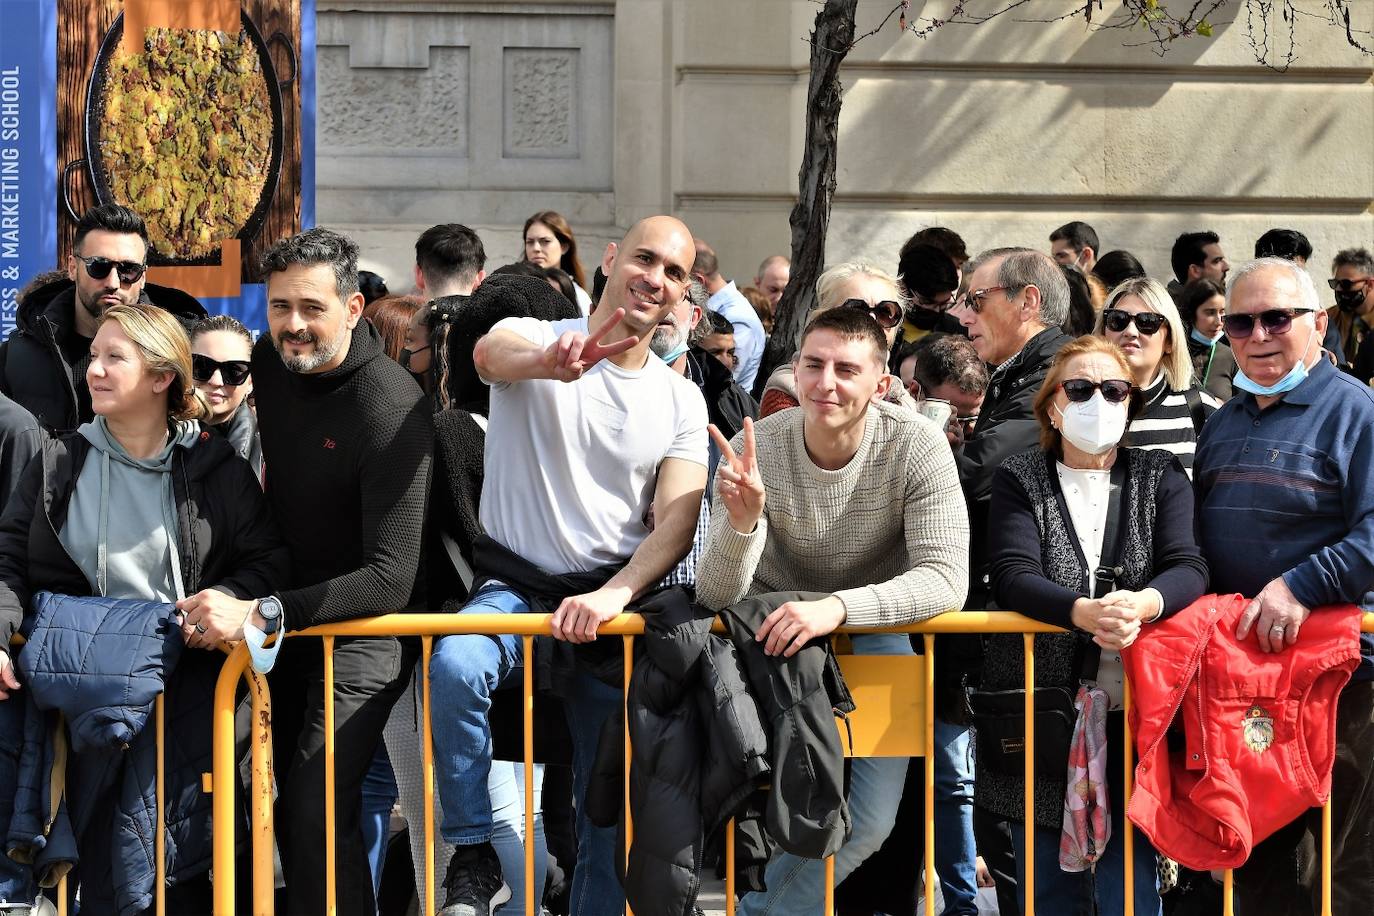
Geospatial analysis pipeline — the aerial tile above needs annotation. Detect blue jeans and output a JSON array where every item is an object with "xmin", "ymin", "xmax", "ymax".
[
  {"xmin": 430, "ymin": 583, "xmax": 624, "ymax": 916},
  {"xmin": 933, "ymin": 717, "xmax": 979, "ymax": 916},
  {"xmin": 360, "ymin": 744, "xmax": 398, "ymax": 909},
  {"xmin": 1010, "ymin": 816, "xmax": 1162, "ymax": 916},
  {"xmin": 738, "ymin": 633, "xmax": 912, "ymax": 916},
  {"xmin": 0, "ymin": 697, "xmax": 34, "ymax": 907},
  {"xmin": 490, "ymin": 762, "xmax": 546, "ymax": 915}
]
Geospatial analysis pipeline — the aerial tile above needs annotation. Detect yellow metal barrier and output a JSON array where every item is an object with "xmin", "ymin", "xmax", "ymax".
[{"xmin": 204, "ymin": 611, "xmax": 1374, "ymax": 916}]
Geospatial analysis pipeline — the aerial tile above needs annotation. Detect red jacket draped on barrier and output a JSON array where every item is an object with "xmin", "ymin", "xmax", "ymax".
[{"xmin": 1122, "ymin": 593, "xmax": 1363, "ymax": 870}]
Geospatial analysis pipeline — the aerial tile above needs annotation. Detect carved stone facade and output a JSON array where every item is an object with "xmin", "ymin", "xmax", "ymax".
[{"xmin": 318, "ymin": 1, "xmax": 1373, "ymax": 293}]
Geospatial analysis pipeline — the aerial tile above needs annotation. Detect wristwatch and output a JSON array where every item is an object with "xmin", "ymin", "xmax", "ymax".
[{"xmin": 257, "ymin": 596, "xmax": 283, "ymax": 636}]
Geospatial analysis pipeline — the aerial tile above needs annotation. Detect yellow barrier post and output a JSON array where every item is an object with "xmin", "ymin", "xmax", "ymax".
[
  {"xmin": 155, "ymin": 693, "xmax": 166, "ymax": 915},
  {"xmin": 246, "ymin": 665, "xmax": 276, "ymax": 914},
  {"xmin": 523, "ymin": 635, "xmax": 536, "ymax": 915},
  {"xmin": 922, "ymin": 634, "xmax": 936, "ymax": 911},
  {"xmin": 1223, "ymin": 868, "xmax": 1233, "ymax": 915},
  {"xmin": 323, "ymin": 635, "xmax": 337, "ymax": 916},
  {"xmin": 823, "ymin": 855, "xmax": 834, "ymax": 915},
  {"xmin": 1023, "ymin": 633, "xmax": 1035, "ymax": 916},
  {"xmin": 724, "ymin": 817, "xmax": 736, "ymax": 916},
  {"xmin": 422, "ymin": 636, "xmax": 436, "ymax": 916},
  {"xmin": 213, "ymin": 644, "xmax": 251, "ymax": 915},
  {"xmin": 623, "ymin": 635, "xmax": 635, "ymax": 916},
  {"xmin": 1321, "ymin": 801, "xmax": 1333, "ymax": 916},
  {"xmin": 1124, "ymin": 675, "xmax": 1134, "ymax": 916}
]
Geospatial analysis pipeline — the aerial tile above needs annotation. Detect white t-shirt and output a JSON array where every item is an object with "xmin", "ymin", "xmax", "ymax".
[{"xmin": 479, "ymin": 316, "xmax": 709, "ymax": 574}]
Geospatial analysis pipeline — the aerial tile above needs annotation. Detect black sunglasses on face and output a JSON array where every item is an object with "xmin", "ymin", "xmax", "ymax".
[
  {"xmin": 1220, "ymin": 308, "xmax": 1316, "ymax": 340},
  {"xmin": 1327, "ymin": 277, "xmax": 1370, "ymax": 292},
  {"xmin": 840, "ymin": 298, "xmax": 902, "ymax": 330},
  {"xmin": 1059, "ymin": 378, "xmax": 1133, "ymax": 404},
  {"xmin": 192, "ymin": 354, "xmax": 251, "ymax": 386},
  {"xmin": 73, "ymin": 254, "xmax": 146, "ymax": 284},
  {"xmin": 1102, "ymin": 308, "xmax": 1167, "ymax": 335}
]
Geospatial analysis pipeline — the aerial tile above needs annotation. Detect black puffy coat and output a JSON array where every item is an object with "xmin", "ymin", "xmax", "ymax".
[
  {"xmin": 591, "ymin": 590, "xmax": 855, "ymax": 916},
  {"xmin": 0, "ymin": 429, "xmax": 288, "ymax": 913}
]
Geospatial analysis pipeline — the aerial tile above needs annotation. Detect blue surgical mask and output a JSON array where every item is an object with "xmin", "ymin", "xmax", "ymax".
[
  {"xmin": 1189, "ymin": 327, "xmax": 1220, "ymax": 348},
  {"xmin": 1232, "ymin": 325, "xmax": 1317, "ymax": 398},
  {"xmin": 656, "ymin": 340, "xmax": 690, "ymax": 365}
]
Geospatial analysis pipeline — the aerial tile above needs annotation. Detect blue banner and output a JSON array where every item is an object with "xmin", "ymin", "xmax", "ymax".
[{"xmin": 0, "ymin": 0, "xmax": 57, "ymax": 339}]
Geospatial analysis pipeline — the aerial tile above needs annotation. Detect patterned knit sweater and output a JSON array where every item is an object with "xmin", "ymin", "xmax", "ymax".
[{"xmin": 695, "ymin": 400, "xmax": 969, "ymax": 626}]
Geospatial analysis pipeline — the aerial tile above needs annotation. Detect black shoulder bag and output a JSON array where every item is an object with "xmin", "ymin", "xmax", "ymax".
[{"xmin": 969, "ymin": 457, "xmax": 1127, "ymax": 780}]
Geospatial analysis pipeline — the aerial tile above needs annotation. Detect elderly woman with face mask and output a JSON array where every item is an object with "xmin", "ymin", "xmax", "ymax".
[{"xmin": 979, "ymin": 335, "xmax": 1207, "ymax": 916}]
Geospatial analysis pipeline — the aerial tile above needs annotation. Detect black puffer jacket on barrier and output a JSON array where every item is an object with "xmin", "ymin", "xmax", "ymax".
[{"xmin": 590, "ymin": 590, "xmax": 855, "ymax": 916}]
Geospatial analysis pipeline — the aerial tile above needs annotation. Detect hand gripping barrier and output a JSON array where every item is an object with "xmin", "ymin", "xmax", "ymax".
[{"xmin": 195, "ymin": 612, "xmax": 1374, "ymax": 916}]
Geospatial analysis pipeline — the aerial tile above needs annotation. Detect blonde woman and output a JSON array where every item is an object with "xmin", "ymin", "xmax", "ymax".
[
  {"xmin": 758, "ymin": 261, "xmax": 907, "ymax": 417},
  {"xmin": 0, "ymin": 303, "xmax": 287, "ymax": 913},
  {"xmin": 1095, "ymin": 276, "xmax": 1220, "ymax": 476}
]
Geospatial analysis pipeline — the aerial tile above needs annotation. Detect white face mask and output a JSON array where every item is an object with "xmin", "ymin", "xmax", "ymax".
[{"xmin": 1053, "ymin": 390, "xmax": 1127, "ymax": 455}]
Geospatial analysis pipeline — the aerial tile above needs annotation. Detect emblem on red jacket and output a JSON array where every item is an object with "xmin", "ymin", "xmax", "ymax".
[{"xmin": 1242, "ymin": 704, "xmax": 1274, "ymax": 753}]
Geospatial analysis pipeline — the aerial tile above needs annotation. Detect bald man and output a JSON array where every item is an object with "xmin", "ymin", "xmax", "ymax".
[
  {"xmin": 754, "ymin": 255, "xmax": 790, "ymax": 308},
  {"xmin": 428, "ymin": 216, "xmax": 709, "ymax": 916}
]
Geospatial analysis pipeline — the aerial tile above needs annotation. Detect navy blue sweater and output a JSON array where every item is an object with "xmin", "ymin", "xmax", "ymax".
[{"xmin": 1195, "ymin": 357, "xmax": 1374, "ymax": 679}]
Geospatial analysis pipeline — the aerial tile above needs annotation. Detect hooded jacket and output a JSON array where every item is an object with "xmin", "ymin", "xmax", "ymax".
[
  {"xmin": 0, "ymin": 279, "xmax": 206, "ymax": 434},
  {"xmin": 1185, "ymin": 334, "xmax": 1237, "ymax": 401},
  {"xmin": 0, "ymin": 429, "xmax": 288, "ymax": 914},
  {"xmin": 1123, "ymin": 593, "xmax": 1363, "ymax": 871}
]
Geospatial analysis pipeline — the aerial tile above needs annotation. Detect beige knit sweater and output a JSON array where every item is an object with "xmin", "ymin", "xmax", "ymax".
[{"xmin": 695, "ymin": 400, "xmax": 970, "ymax": 626}]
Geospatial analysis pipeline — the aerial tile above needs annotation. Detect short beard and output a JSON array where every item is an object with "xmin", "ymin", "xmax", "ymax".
[
  {"xmin": 649, "ymin": 322, "xmax": 686, "ymax": 359},
  {"xmin": 275, "ymin": 325, "xmax": 348, "ymax": 373}
]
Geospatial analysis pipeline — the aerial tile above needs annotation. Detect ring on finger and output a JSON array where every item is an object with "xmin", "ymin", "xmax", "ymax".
[{"xmin": 195, "ymin": 623, "xmax": 208, "ymax": 634}]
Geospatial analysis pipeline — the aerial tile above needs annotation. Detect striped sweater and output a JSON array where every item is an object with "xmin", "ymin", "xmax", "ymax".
[
  {"xmin": 1122, "ymin": 373, "xmax": 1220, "ymax": 476},
  {"xmin": 695, "ymin": 400, "xmax": 970, "ymax": 626}
]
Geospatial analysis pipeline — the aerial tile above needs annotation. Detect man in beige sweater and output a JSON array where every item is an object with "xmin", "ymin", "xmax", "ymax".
[{"xmin": 697, "ymin": 304, "xmax": 969, "ymax": 913}]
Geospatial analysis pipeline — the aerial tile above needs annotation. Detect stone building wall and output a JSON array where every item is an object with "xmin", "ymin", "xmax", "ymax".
[{"xmin": 318, "ymin": 0, "xmax": 1373, "ymax": 291}]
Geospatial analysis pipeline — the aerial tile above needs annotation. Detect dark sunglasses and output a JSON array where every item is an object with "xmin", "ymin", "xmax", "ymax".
[
  {"xmin": 1219, "ymin": 308, "xmax": 1316, "ymax": 340},
  {"xmin": 840, "ymin": 298, "xmax": 902, "ymax": 330},
  {"xmin": 1328, "ymin": 277, "xmax": 1370, "ymax": 292},
  {"xmin": 1059, "ymin": 378, "xmax": 1133, "ymax": 404},
  {"xmin": 1102, "ymin": 308, "xmax": 1166, "ymax": 336},
  {"xmin": 954, "ymin": 286, "xmax": 1009, "ymax": 314},
  {"xmin": 73, "ymin": 254, "xmax": 147, "ymax": 284},
  {"xmin": 191, "ymin": 354, "xmax": 251, "ymax": 386}
]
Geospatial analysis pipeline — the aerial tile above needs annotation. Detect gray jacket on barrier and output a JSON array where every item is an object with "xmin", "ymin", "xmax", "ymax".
[{"xmin": 590, "ymin": 590, "xmax": 855, "ymax": 916}]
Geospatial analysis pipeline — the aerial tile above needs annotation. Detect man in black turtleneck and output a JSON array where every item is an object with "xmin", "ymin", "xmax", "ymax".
[{"xmin": 247, "ymin": 227, "xmax": 431, "ymax": 915}]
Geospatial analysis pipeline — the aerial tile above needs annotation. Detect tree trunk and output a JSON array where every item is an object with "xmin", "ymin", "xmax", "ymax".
[{"xmin": 757, "ymin": 0, "xmax": 857, "ymax": 390}]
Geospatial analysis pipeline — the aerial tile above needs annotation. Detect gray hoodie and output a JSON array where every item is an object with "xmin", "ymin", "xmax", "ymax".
[{"xmin": 59, "ymin": 418, "xmax": 200, "ymax": 601}]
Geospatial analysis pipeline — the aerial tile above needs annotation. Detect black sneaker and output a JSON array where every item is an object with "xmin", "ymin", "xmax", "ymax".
[{"xmin": 439, "ymin": 840, "xmax": 512, "ymax": 916}]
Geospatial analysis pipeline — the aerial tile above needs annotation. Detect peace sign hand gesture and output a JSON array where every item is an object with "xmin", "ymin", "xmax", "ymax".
[
  {"xmin": 710, "ymin": 417, "xmax": 766, "ymax": 534},
  {"xmin": 545, "ymin": 307, "xmax": 640, "ymax": 382}
]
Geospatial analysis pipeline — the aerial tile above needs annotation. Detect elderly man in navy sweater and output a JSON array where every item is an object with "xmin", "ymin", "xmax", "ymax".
[{"xmin": 1195, "ymin": 257, "xmax": 1374, "ymax": 915}]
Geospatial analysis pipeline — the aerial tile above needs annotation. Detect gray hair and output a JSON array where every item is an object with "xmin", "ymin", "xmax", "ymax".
[
  {"xmin": 1226, "ymin": 257, "xmax": 1320, "ymax": 313},
  {"xmin": 964, "ymin": 247, "xmax": 1070, "ymax": 328},
  {"xmin": 259, "ymin": 227, "xmax": 360, "ymax": 300},
  {"xmin": 1333, "ymin": 247, "xmax": 1374, "ymax": 276},
  {"xmin": 687, "ymin": 279, "xmax": 711, "ymax": 345}
]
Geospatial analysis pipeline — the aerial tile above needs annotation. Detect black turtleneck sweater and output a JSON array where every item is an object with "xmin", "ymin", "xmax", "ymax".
[{"xmin": 251, "ymin": 321, "xmax": 432, "ymax": 627}]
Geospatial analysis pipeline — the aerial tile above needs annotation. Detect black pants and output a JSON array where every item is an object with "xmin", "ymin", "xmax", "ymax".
[
  {"xmin": 1235, "ymin": 678, "xmax": 1374, "ymax": 916},
  {"xmin": 269, "ymin": 636, "xmax": 417, "ymax": 916}
]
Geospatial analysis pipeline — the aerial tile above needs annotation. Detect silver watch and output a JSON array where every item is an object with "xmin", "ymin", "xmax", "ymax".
[{"xmin": 257, "ymin": 596, "xmax": 283, "ymax": 636}]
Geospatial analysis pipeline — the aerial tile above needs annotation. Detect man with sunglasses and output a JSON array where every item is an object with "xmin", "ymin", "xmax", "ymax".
[
  {"xmin": 1329, "ymin": 248, "xmax": 1374, "ymax": 384},
  {"xmin": 1195, "ymin": 257, "xmax": 1374, "ymax": 915},
  {"xmin": 0, "ymin": 204, "xmax": 205, "ymax": 433}
]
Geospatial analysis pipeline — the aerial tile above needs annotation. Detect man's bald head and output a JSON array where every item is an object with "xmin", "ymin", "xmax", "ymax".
[
  {"xmin": 754, "ymin": 255, "xmax": 790, "ymax": 307},
  {"xmin": 597, "ymin": 215, "xmax": 695, "ymax": 336}
]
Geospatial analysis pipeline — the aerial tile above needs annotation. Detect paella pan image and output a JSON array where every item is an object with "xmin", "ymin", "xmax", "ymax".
[
  {"xmin": 63, "ymin": 9, "xmax": 293, "ymax": 267},
  {"xmin": 100, "ymin": 27, "xmax": 273, "ymax": 259}
]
